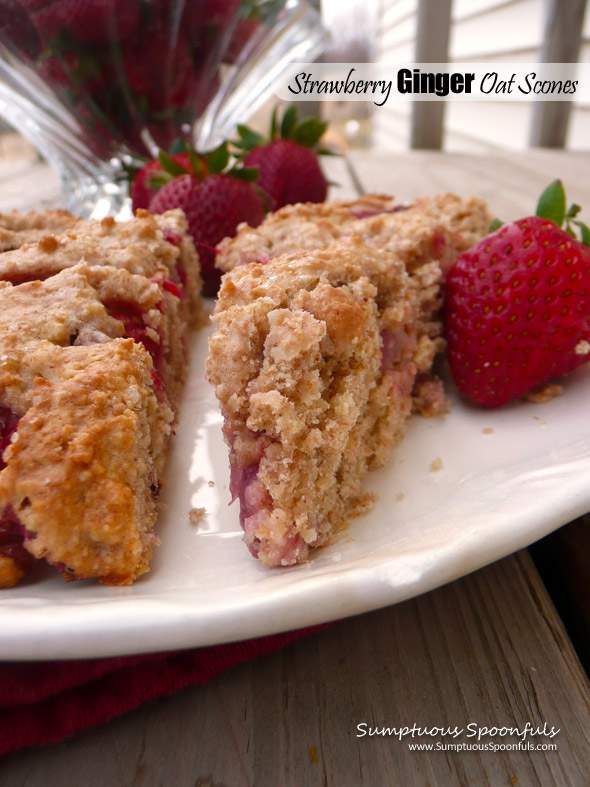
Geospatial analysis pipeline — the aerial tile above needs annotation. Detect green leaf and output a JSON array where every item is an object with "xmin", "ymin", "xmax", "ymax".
[
  {"xmin": 280, "ymin": 105, "xmax": 298, "ymax": 139},
  {"xmin": 488, "ymin": 218, "xmax": 504, "ymax": 232},
  {"xmin": 573, "ymin": 220, "xmax": 590, "ymax": 247},
  {"xmin": 292, "ymin": 118, "xmax": 327, "ymax": 148},
  {"xmin": 206, "ymin": 142, "xmax": 230, "ymax": 174},
  {"xmin": 146, "ymin": 170, "xmax": 174, "ymax": 190},
  {"xmin": 316, "ymin": 147, "xmax": 341, "ymax": 157},
  {"xmin": 535, "ymin": 179, "xmax": 566, "ymax": 226},
  {"xmin": 169, "ymin": 138, "xmax": 189, "ymax": 155},
  {"xmin": 270, "ymin": 105, "xmax": 280, "ymax": 140},
  {"xmin": 189, "ymin": 148, "xmax": 205, "ymax": 179},
  {"xmin": 158, "ymin": 150, "xmax": 189, "ymax": 176},
  {"xmin": 566, "ymin": 202, "xmax": 581, "ymax": 220},
  {"xmin": 236, "ymin": 124, "xmax": 265, "ymax": 150},
  {"xmin": 254, "ymin": 184, "xmax": 274, "ymax": 211},
  {"xmin": 228, "ymin": 166, "xmax": 259, "ymax": 182}
]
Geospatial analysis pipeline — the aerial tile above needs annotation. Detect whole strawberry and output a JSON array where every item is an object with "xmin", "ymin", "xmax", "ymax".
[
  {"xmin": 131, "ymin": 151, "xmax": 204, "ymax": 211},
  {"xmin": 233, "ymin": 105, "xmax": 331, "ymax": 209},
  {"xmin": 23, "ymin": 0, "xmax": 140, "ymax": 44},
  {"xmin": 445, "ymin": 180, "xmax": 590, "ymax": 407},
  {"xmin": 148, "ymin": 143, "xmax": 264, "ymax": 295}
]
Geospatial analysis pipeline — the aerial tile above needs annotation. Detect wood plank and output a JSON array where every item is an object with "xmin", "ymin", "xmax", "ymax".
[
  {"xmin": 529, "ymin": 0, "xmax": 588, "ymax": 147},
  {"xmin": 0, "ymin": 157, "xmax": 59, "ymax": 212},
  {"xmin": 1, "ymin": 552, "xmax": 589, "ymax": 785},
  {"xmin": 410, "ymin": 0, "xmax": 452, "ymax": 149},
  {"xmin": 347, "ymin": 149, "xmax": 590, "ymax": 218}
]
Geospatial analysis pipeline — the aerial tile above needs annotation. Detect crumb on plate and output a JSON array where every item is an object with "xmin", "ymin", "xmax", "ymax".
[
  {"xmin": 525, "ymin": 384, "xmax": 563, "ymax": 404},
  {"xmin": 189, "ymin": 507, "xmax": 206, "ymax": 525},
  {"xmin": 430, "ymin": 457, "xmax": 444, "ymax": 472}
]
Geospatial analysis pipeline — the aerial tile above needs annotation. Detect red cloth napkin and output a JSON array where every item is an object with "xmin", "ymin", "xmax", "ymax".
[{"xmin": 0, "ymin": 625, "xmax": 328, "ymax": 756}]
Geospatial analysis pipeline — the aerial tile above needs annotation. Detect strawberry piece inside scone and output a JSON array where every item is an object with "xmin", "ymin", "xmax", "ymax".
[
  {"xmin": 0, "ymin": 408, "xmax": 19, "ymax": 472},
  {"xmin": 0, "ymin": 504, "xmax": 34, "ymax": 586}
]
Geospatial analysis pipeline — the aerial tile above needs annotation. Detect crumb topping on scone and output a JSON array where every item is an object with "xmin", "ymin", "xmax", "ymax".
[
  {"xmin": 215, "ymin": 192, "xmax": 491, "ymax": 276},
  {"xmin": 0, "ymin": 209, "xmax": 80, "ymax": 252},
  {"xmin": 208, "ymin": 236, "xmax": 423, "ymax": 567},
  {"xmin": 0, "ymin": 340, "xmax": 171, "ymax": 584},
  {"xmin": 0, "ymin": 208, "xmax": 203, "ymax": 587}
]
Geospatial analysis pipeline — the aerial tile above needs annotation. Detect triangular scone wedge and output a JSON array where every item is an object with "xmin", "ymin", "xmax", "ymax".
[
  {"xmin": 215, "ymin": 193, "xmax": 491, "ymax": 276},
  {"xmin": 207, "ymin": 236, "xmax": 432, "ymax": 567},
  {"xmin": 215, "ymin": 193, "xmax": 491, "ymax": 418}
]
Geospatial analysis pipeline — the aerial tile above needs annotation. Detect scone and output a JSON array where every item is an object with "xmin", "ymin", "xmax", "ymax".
[
  {"xmin": 0, "ymin": 209, "xmax": 80, "ymax": 252},
  {"xmin": 215, "ymin": 193, "xmax": 492, "ymax": 276},
  {"xmin": 0, "ymin": 340, "xmax": 172, "ymax": 587},
  {"xmin": 216, "ymin": 193, "xmax": 490, "ymax": 416},
  {"xmin": 0, "ymin": 209, "xmax": 203, "ymax": 588},
  {"xmin": 0, "ymin": 263, "xmax": 186, "ymax": 410},
  {"xmin": 0, "ymin": 209, "xmax": 204, "ymax": 329},
  {"xmin": 207, "ymin": 236, "xmax": 428, "ymax": 567}
]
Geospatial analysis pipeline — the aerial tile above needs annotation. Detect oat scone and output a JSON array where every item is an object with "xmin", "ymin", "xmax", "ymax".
[
  {"xmin": 216, "ymin": 193, "xmax": 490, "ymax": 417},
  {"xmin": 207, "ymin": 236, "xmax": 426, "ymax": 567},
  {"xmin": 0, "ymin": 209, "xmax": 204, "ymax": 329},
  {"xmin": 0, "ymin": 208, "xmax": 203, "ymax": 588},
  {"xmin": 0, "ymin": 339, "xmax": 172, "ymax": 587},
  {"xmin": 215, "ymin": 193, "xmax": 491, "ymax": 276},
  {"xmin": 0, "ymin": 264, "xmax": 186, "ymax": 410},
  {"xmin": 0, "ymin": 209, "xmax": 80, "ymax": 252}
]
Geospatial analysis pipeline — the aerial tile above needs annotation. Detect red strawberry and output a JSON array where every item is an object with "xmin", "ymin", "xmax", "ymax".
[
  {"xmin": 23, "ymin": 0, "xmax": 140, "ymax": 45},
  {"xmin": 223, "ymin": 16, "xmax": 261, "ymax": 64},
  {"xmin": 0, "ymin": 0, "xmax": 41, "ymax": 59},
  {"xmin": 131, "ymin": 152, "xmax": 202, "ymax": 211},
  {"xmin": 148, "ymin": 143, "xmax": 264, "ymax": 295},
  {"xmin": 122, "ymin": 27, "xmax": 197, "ymax": 114},
  {"xmin": 233, "ymin": 105, "xmax": 331, "ymax": 209},
  {"xmin": 445, "ymin": 180, "xmax": 590, "ymax": 407}
]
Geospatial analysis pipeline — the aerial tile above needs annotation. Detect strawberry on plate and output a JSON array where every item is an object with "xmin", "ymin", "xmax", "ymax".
[
  {"xmin": 445, "ymin": 180, "xmax": 590, "ymax": 408},
  {"xmin": 147, "ymin": 142, "xmax": 264, "ymax": 295},
  {"xmin": 232, "ymin": 105, "xmax": 332, "ymax": 210}
]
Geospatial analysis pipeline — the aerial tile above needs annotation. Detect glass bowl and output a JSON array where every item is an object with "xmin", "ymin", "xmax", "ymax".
[{"xmin": 0, "ymin": 0, "xmax": 326, "ymax": 216}]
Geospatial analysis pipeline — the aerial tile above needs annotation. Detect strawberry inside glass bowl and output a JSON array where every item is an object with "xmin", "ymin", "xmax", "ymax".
[{"xmin": 0, "ymin": 0, "xmax": 326, "ymax": 217}]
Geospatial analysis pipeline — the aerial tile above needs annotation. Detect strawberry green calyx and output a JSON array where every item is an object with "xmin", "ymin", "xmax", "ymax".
[
  {"xmin": 145, "ymin": 141, "xmax": 257, "ymax": 191},
  {"xmin": 231, "ymin": 105, "xmax": 333, "ymax": 210},
  {"xmin": 488, "ymin": 180, "xmax": 590, "ymax": 247},
  {"xmin": 232, "ymin": 104, "xmax": 330, "ymax": 156}
]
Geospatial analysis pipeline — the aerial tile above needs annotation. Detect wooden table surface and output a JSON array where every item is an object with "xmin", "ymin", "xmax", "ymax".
[{"xmin": 1, "ymin": 149, "xmax": 590, "ymax": 786}]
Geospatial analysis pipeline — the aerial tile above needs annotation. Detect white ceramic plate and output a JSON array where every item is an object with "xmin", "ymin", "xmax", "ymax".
[{"xmin": 1, "ymin": 325, "xmax": 589, "ymax": 660}]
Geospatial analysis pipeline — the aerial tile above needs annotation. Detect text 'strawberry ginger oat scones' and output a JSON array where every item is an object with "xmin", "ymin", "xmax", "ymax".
[{"xmin": 207, "ymin": 236, "xmax": 427, "ymax": 567}]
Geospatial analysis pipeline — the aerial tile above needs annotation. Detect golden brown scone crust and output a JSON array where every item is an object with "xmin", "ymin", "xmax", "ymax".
[
  {"xmin": 208, "ymin": 236, "xmax": 424, "ymax": 567},
  {"xmin": 0, "ymin": 209, "xmax": 80, "ymax": 252},
  {"xmin": 0, "ymin": 340, "xmax": 171, "ymax": 585},
  {"xmin": 0, "ymin": 263, "xmax": 187, "ymax": 411},
  {"xmin": 215, "ymin": 192, "xmax": 491, "ymax": 276},
  {"xmin": 0, "ymin": 209, "xmax": 204, "ymax": 328},
  {"xmin": 0, "ymin": 207, "xmax": 203, "ymax": 588}
]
